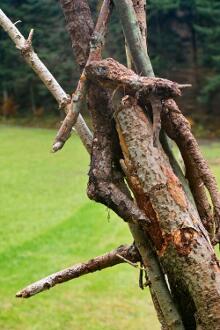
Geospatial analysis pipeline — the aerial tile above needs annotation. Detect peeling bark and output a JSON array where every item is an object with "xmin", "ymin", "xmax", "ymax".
[
  {"xmin": 162, "ymin": 99, "xmax": 220, "ymax": 243},
  {"xmin": 114, "ymin": 95, "xmax": 220, "ymax": 328}
]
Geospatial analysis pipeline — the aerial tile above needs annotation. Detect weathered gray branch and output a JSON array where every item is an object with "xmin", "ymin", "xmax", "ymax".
[
  {"xmin": 0, "ymin": 9, "xmax": 92, "ymax": 153},
  {"xmin": 16, "ymin": 244, "xmax": 140, "ymax": 298}
]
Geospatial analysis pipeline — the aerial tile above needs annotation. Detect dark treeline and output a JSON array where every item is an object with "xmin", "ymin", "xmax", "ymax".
[{"xmin": 0, "ymin": 0, "xmax": 219, "ymax": 119}]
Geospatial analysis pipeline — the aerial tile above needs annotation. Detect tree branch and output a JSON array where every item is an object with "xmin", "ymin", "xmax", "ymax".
[
  {"xmin": 85, "ymin": 58, "xmax": 189, "ymax": 98},
  {"xmin": 0, "ymin": 9, "xmax": 92, "ymax": 153},
  {"xmin": 52, "ymin": 0, "xmax": 113, "ymax": 152},
  {"xmin": 162, "ymin": 99, "xmax": 220, "ymax": 243},
  {"xmin": 16, "ymin": 244, "xmax": 140, "ymax": 298},
  {"xmin": 59, "ymin": 0, "xmax": 94, "ymax": 71}
]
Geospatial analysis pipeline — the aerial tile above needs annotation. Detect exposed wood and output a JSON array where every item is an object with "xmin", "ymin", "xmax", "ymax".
[
  {"xmin": 16, "ymin": 244, "xmax": 140, "ymax": 298},
  {"xmin": 126, "ymin": 0, "xmax": 171, "ymax": 330},
  {"xmin": 85, "ymin": 58, "xmax": 189, "ymax": 99},
  {"xmin": 59, "ymin": 0, "xmax": 94, "ymax": 70},
  {"xmin": 115, "ymin": 95, "xmax": 220, "ymax": 328},
  {"xmin": 0, "ymin": 9, "xmax": 92, "ymax": 153}
]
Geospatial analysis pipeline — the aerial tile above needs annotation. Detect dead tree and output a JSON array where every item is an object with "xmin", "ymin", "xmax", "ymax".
[{"xmin": 1, "ymin": 1, "xmax": 220, "ymax": 329}]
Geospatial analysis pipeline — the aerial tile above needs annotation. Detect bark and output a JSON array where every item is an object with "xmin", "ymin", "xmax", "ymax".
[
  {"xmin": 114, "ymin": 95, "xmax": 220, "ymax": 329},
  {"xmin": 113, "ymin": 0, "xmax": 153, "ymax": 77},
  {"xmin": 16, "ymin": 244, "xmax": 139, "ymax": 298},
  {"xmin": 114, "ymin": 0, "xmax": 192, "ymax": 205},
  {"xmin": 53, "ymin": 0, "xmax": 113, "ymax": 152},
  {"xmin": 85, "ymin": 58, "xmax": 189, "ymax": 98},
  {"xmin": 0, "ymin": 9, "xmax": 92, "ymax": 153},
  {"xmin": 59, "ymin": 0, "xmax": 94, "ymax": 70}
]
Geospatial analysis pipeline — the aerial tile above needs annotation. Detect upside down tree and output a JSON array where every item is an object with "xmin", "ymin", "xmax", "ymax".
[{"xmin": 1, "ymin": 1, "xmax": 220, "ymax": 329}]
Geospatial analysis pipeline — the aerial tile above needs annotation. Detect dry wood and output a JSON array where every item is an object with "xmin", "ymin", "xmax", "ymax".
[
  {"xmin": 52, "ymin": 0, "xmax": 112, "ymax": 152},
  {"xmin": 115, "ymin": 95, "xmax": 220, "ymax": 328},
  {"xmin": 85, "ymin": 58, "xmax": 189, "ymax": 99},
  {"xmin": 0, "ymin": 9, "xmax": 92, "ymax": 153},
  {"xmin": 16, "ymin": 244, "xmax": 139, "ymax": 298},
  {"xmin": 59, "ymin": 0, "xmax": 94, "ymax": 70},
  {"xmin": 162, "ymin": 99, "xmax": 220, "ymax": 243}
]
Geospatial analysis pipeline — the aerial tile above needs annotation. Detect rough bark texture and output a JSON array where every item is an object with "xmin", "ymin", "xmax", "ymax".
[
  {"xmin": 114, "ymin": 95, "xmax": 220, "ymax": 329},
  {"xmin": 59, "ymin": 0, "xmax": 94, "ymax": 70},
  {"xmin": 53, "ymin": 0, "xmax": 113, "ymax": 152},
  {"xmin": 16, "ymin": 244, "xmax": 139, "ymax": 298},
  {"xmin": 0, "ymin": 9, "xmax": 92, "ymax": 153},
  {"xmin": 132, "ymin": 0, "xmax": 147, "ymax": 46},
  {"xmin": 85, "ymin": 58, "xmax": 188, "ymax": 98},
  {"xmin": 162, "ymin": 99, "xmax": 220, "ymax": 242}
]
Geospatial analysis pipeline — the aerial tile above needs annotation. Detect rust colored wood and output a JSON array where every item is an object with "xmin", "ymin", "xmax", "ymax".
[{"xmin": 115, "ymin": 95, "xmax": 220, "ymax": 329}]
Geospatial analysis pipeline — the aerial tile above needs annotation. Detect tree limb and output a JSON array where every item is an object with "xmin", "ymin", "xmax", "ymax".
[
  {"xmin": 59, "ymin": 0, "xmax": 94, "ymax": 71},
  {"xmin": 85, "ymin": 58, "xmax": 189, "ymax": 99},
  {"xmin": 0, "ymin": 9, "xmax": 92, "ymax": 153},
  {"xmin": 162, "ymin": 99, "xmax": 220, "ymax": 243},
  {"xmin": 52, "ymin": 0, "xmax": 113, "ymax": 152},
  {"xmin": 16, "ymin": 244, "xmax": 140, "ymax": 298}
]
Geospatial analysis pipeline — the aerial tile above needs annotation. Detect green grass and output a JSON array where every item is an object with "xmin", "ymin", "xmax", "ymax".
[
  {"xmin": 0, "ymin": 126, "xmax": 158, "ymax": 330},
  {"xmin": 1, "ymin": 127, "xmax": 220, "ymax": 330}
]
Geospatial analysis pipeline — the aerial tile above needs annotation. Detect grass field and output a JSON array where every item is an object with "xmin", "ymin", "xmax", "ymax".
[{"xmin": 1, "ymin": 126, "xmax": 220, "ymax": 330}]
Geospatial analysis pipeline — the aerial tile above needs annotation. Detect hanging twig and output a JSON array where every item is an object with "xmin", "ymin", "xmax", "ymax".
[{"xmin": 0, "ymin": 9, "xmax": 92, "ymax": 153}]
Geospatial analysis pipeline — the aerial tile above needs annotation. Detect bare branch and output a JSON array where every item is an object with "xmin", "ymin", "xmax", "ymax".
[
  {"xmin": 16, "ymin": 244, "xmax": 140, "ymax": 298},
  {"xmin": 86, "ymin": 58, "xmax": 189, "ymax": 99},
  {"xmin": 52, "ymin": 0, "xmax": 113, "ymax": 152},
  {"xmin": 0, "ymin": 9, "xmax": 92, "ymax": 153}
]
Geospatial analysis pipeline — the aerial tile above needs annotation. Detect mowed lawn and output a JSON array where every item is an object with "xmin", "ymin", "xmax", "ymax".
[
  {"xmin": 1, "ymin": 126, "xmax": 220, "ymax": 330},
  {"xmin": 0, "ymin": 126, "xmax": 159, "ymax": 330}
]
